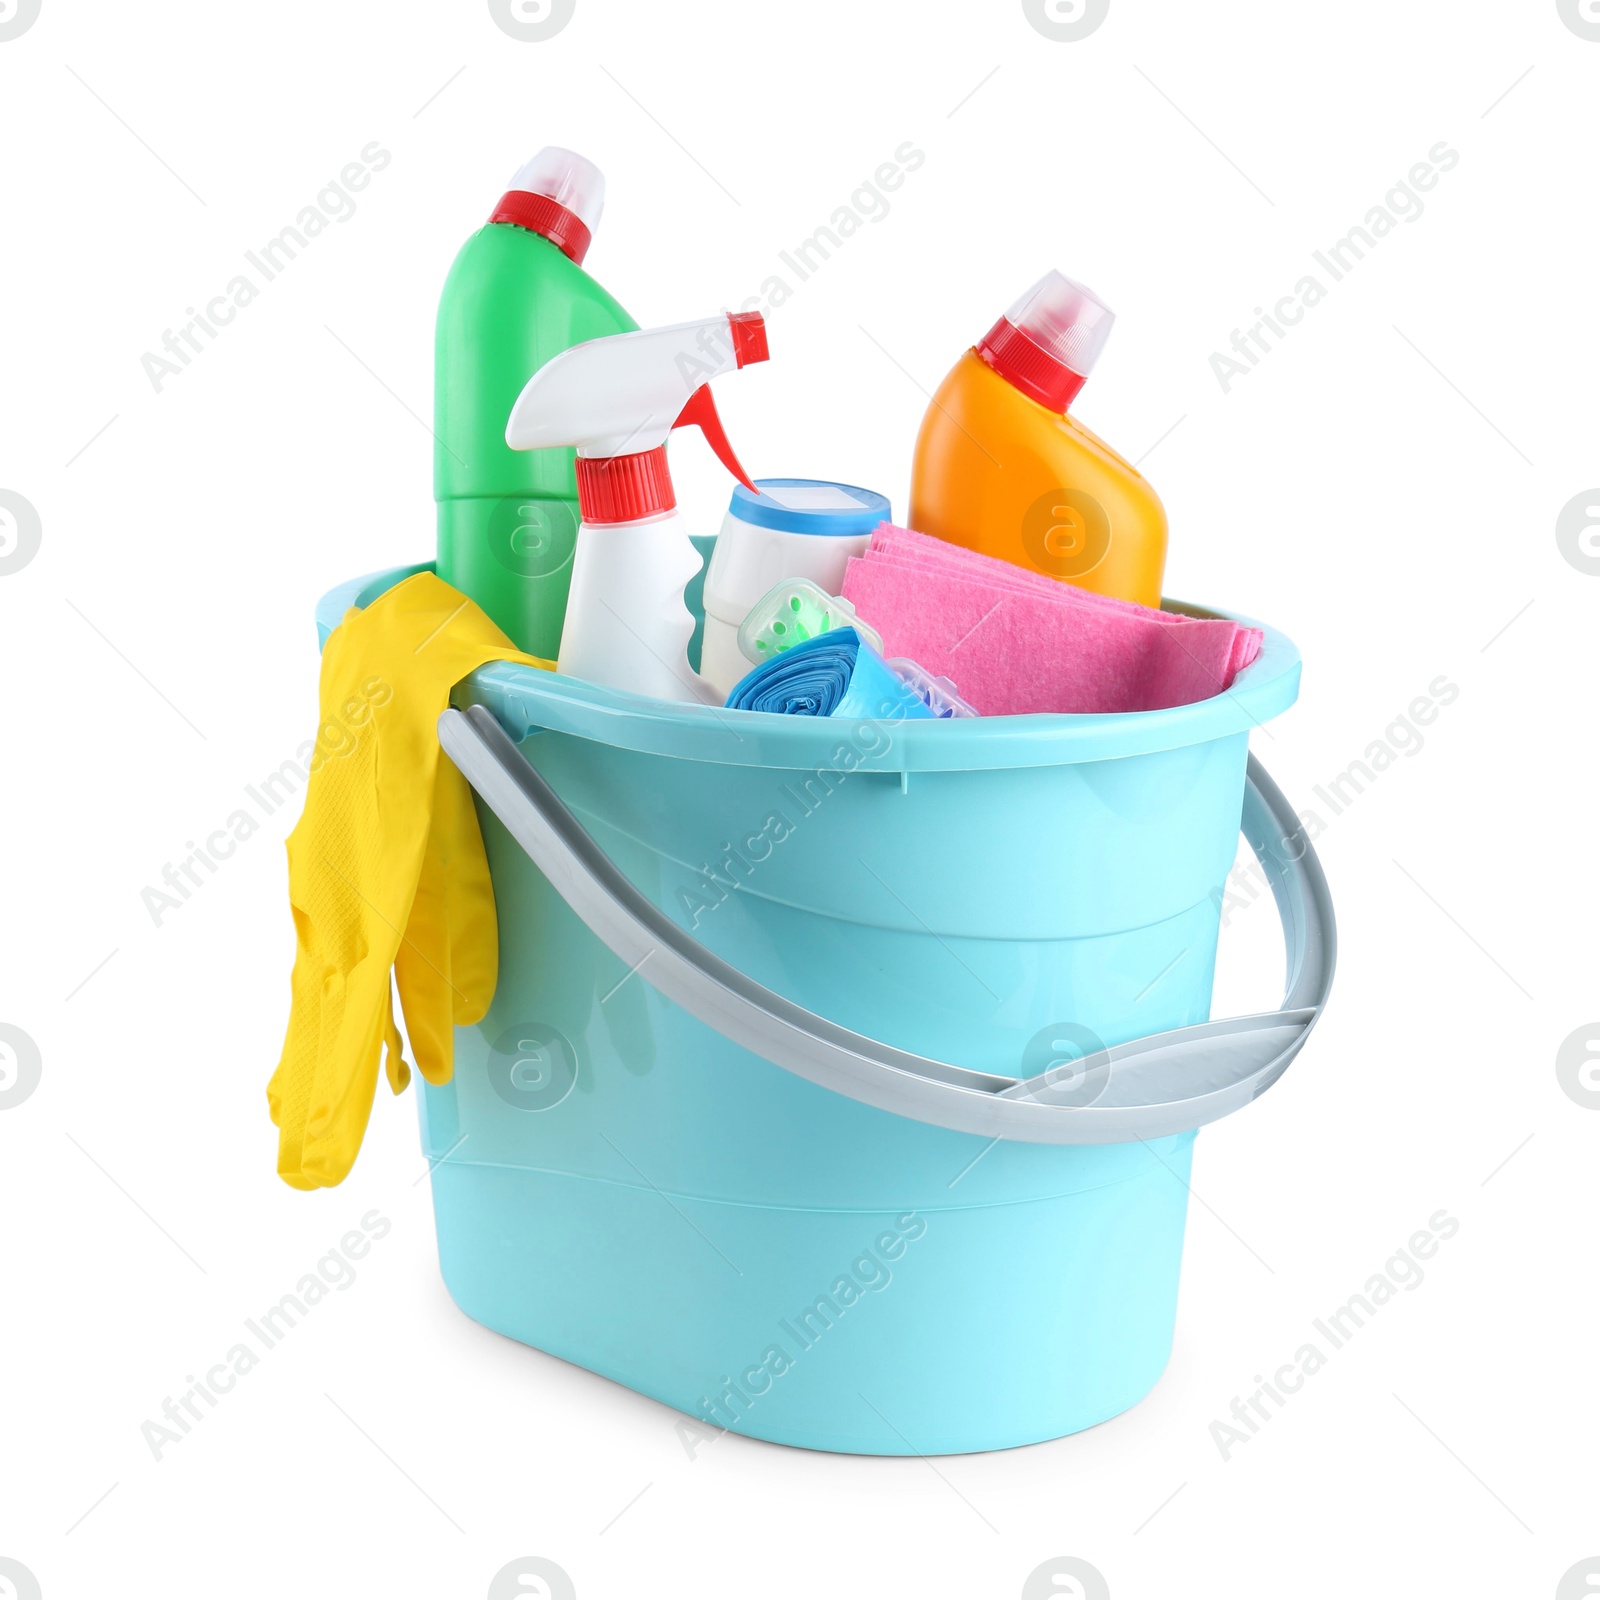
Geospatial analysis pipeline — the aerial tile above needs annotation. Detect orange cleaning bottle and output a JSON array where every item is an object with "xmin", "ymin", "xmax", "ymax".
[{"xmin": 909, "ymin": 271, "xmax": 1167, "ymax": 608}]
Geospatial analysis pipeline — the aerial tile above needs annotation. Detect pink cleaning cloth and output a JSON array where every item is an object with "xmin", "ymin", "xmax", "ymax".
[
  {"xmin": 841, "ymin": 524, "xmax": 1263, "ymax": 716},
  {"xmin": 865, "ymin": 526, "xmax": 1263, "ymax": 686}
]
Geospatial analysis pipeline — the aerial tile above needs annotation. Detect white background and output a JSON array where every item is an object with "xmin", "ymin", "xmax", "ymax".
[{"xmin": 2, "ymin": 1, "xmax": 1596, "ymax": 1596}]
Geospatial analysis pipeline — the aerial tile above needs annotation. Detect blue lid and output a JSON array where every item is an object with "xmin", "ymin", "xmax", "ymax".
[{"xmin": 728, "ymin": 478, "xmax": 891, "ymax": 537}]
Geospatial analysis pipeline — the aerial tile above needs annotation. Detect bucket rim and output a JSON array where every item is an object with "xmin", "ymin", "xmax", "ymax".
[{"xmin": 317, "ymin": 562, "xmax": 1300, "ymax": 772}]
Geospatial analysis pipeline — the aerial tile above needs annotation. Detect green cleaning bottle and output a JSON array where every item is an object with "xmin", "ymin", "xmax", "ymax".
[{"xmin": 435, "ymin": 147, "xmax": 636, "ymax": 655}]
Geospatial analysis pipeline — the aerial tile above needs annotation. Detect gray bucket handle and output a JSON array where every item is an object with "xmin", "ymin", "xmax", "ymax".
[{"xmin": 439, "ymin": 704, "xmax": 1335, "ymax": 1145}]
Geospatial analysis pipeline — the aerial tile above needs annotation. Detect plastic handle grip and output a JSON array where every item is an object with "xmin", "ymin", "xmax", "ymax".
[{"xmin": 438, "ymin": 705, "xmax": 1335, "ymax": 1145}]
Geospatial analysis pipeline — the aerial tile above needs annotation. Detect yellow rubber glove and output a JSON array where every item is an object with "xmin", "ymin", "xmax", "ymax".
[{"xmin": 267, "ymin": 572, "xmax": 552, "ymax": 1189}]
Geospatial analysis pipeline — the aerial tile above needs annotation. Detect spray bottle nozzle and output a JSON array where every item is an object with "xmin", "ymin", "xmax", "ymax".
[
  {"xmin": 669, "ymin": 310, "xmax": 768, "ymax": 490},
  {"xmin": 506, "ymin": 310, "xmax": 770, "ymax": 521},
  {"xmin": 726, "ymin": 310, "xmax": 769, "ymax": 367}
]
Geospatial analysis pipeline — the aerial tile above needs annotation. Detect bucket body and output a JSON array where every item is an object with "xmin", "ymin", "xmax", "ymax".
[{"xmin": 318, "ymin": 567, "xmax": 1300, "ymax": 1454}]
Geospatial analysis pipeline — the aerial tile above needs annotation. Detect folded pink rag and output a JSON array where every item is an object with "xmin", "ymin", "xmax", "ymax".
[{"xmin": 840, "ymin": 525, "xmax": 1263, "ymax": 716}]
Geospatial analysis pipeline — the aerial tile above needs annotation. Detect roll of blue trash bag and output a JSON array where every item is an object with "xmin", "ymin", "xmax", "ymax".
[{"xmin": 724, "ymin": 626, "xmax": 935, "ymax": 721}]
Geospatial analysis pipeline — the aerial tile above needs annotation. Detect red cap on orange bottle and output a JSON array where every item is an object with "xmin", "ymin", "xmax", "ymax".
[{"xmin": 977, "ymin": 270, "xmax": 1115, "ymax": 413}]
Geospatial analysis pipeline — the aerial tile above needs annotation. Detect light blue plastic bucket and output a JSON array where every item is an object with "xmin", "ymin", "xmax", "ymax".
[{"xmin": 318, "ymin": 567, "xmax": 1331, "ymax": 1456}]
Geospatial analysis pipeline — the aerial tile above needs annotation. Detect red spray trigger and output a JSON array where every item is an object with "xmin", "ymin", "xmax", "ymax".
[{"xmin": 672, "ymin": 385, "xmax": 757, "ymax": 491}]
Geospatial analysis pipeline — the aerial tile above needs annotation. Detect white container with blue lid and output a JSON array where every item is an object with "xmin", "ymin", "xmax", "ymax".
[{"xmin": 700, "ymin": 477, "xmax": 892, "ymax": 696}]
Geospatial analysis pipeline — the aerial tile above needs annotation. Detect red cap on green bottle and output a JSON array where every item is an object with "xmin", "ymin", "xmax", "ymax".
[{"xmin": 488, "ymin": 146, "xmax": 607, "ymax": 265}]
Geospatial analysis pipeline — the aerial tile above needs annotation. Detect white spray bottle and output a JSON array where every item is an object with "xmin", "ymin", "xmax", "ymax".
[{"xmin": 505, "ymin": 311, "xmax": 769, "ymax": 702}]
